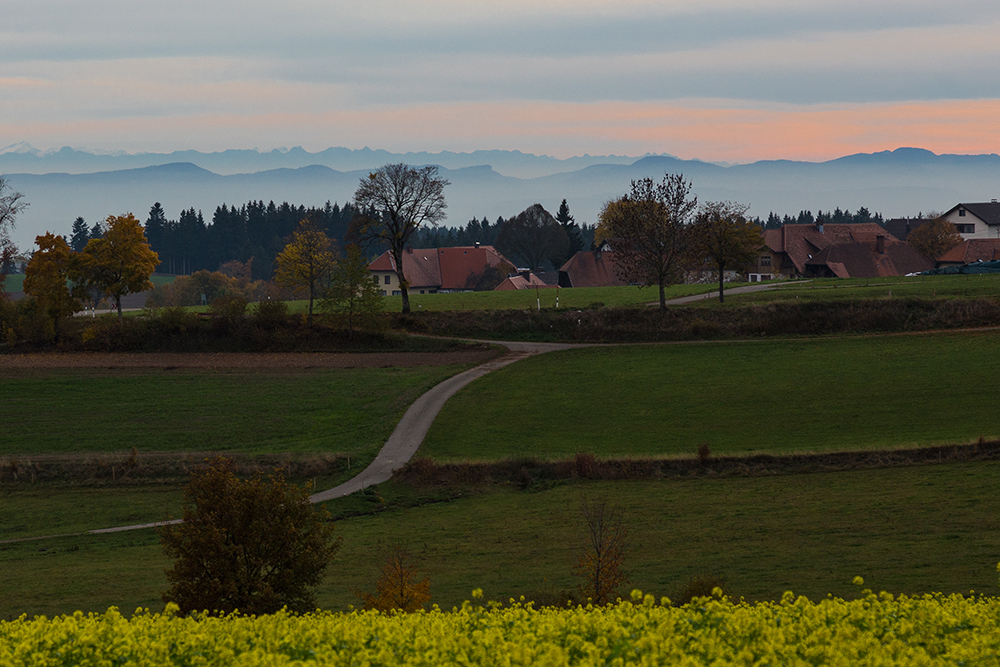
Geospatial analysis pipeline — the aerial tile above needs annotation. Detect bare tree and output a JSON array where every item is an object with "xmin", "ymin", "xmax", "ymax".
[
  {"xmin": 574, "ymin": 497, "xmax": 629, "ymax": 605},
  {"xmin": 0, "ymin": 176, "xmax": 29, "ymax": 295},
  {"xmin": 598, "ymin": 174, "xmax": 697, "ymax": 310},
  {"xmin": 352, "ymin": 164, "xmax": 449, "ymax": 313}
]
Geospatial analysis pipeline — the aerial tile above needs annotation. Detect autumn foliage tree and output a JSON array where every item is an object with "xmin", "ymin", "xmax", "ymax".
[
  {"xmin": 22, "ymin": 232, "xmax": 81, "ymax": 338},
  {"xmin": 690, "ymin": 201, "xmax": 764, "ymax": 303},
  {"xmin": 907, "ymin": 217, "xmax": 962, "ymax": 261},
  {"xmin": 160, "ymin": 457, "xmax": 340, "ymax": 616},
  {"xmin": 274, "ymin": 219, "xmax": 338, "ymax": 325},
  {"xmin": 574, "ymin": 497, "xmax": 629, "ymax": 605},
  {"xmin": 598, "ymin": 174, "xmax": 698, "ymax": 310},
  {"xmin": 355, "ymin": 545, "xmax": 431, "ymax": 613},
  {"xmin": 72, "ymin": 213, "xmax": 159, "ymax": 321}
]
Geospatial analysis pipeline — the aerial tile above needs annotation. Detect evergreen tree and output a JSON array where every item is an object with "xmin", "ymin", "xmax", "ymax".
[
  {"xmin": 555, "ymin": 199, "xmax": 584, "ymax": 263},
  {"xmin": 70, "ymin": 217, "xmax": 90, "ymax": 252}
]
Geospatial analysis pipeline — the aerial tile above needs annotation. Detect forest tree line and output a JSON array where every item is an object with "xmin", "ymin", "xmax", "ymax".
[{"xmin": 62, "ymin": 197, "xmax": 887, "ymax": 280}]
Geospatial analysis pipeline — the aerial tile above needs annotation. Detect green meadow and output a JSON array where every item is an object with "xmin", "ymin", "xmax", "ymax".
[
  {"xmin": 422, "ymin": 330, "xmax": 1000, "ymax": 461},
  {"xmin": 4, "ymin": 461, "xmax": 1000, "ymax": 618},
  {"xmin": 718, "ymin": 273, "xmax": 1000, "ymax": 305},
  {"xmin": 0, "ymin": 365, "xmax": 467, "ymax": 458}
]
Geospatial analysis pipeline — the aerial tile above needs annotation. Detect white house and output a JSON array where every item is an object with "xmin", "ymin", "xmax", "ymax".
[{"xmin": 940, "ymin": 201, "xmax": 1000, "ymax": 239}]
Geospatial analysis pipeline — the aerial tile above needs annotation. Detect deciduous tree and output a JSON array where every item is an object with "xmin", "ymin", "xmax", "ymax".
[
  {"xmin": 495, "ymin": 203, "xmax": 569, "ymax": 271},
  {"xmin": 352, "ymin": 164, "xmax": 449, "ymax": 314},
  {"xmin": 160, "ymin": 457, "xmax": 340, "ymax": 615},
  {"xmin": 22, "ymin": 232, "xmax": 81, "ymax": 338},
  {"xmin": 597, "ymin": 174, "xmax": 698, "ymax": 310},
  {"xmin": 355, "ymin": 544, "xmax": 431, "ymax": 613},
  {"xmin": 0, "ymin": 176, "xmax": 28, "ymax": 296},
  {"xmin": 274, "ymin": 219, "xmax": 338, "ymax": 325},
  {"xmin": 907, "ymin": 217, "xmax": 962, "ymax": 261},
  {"xmin": 73, "ymin": 213, "xmax": 159, "ymax": 321},
  {"xmin": 690, "ymin": 201, "xmax": 763, "ymax": 303},
  {"xmin": 574, "ymin": 497, "xmax": 629, "ymax": 606},
  {"xmin": 321, "ymin": 244, "xmax": 384, "ymax": 337}
]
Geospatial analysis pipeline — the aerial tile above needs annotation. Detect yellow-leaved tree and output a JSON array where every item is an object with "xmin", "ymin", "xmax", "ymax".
[
  {"xmin": 355, "ymin": 545, "xmax": 431, "ymax": 613},
  {"xmin": 274, "ymin": 220, "xmax": 338, "ymax": 325},
  {"xmin": 22, "ymin": 232, "xmax": 81, "ymax": 339},
  {"xmin": 72, "ymin": 213, "xmax": 159, "ymax": 321}
]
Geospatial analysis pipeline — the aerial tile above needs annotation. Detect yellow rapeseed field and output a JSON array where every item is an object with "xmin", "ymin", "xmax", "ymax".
[{"xmin": 3, "ymin": 586, "xmax": 1000, "ymax": 666}]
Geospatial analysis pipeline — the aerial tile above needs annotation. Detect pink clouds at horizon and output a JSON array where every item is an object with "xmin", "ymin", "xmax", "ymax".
[{"xmin": 4, "ymin": 98, "xmax": 999, "ymax": 164}]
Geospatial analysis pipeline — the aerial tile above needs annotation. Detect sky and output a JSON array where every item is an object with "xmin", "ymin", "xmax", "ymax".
[{"xmin": 3, "ymin": 0, "xmax": 1000, "ymax": 163}]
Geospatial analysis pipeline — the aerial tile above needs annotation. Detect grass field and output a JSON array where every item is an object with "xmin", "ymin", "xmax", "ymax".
[
  {"xmin": 0, "ymin": 365, "xmax": 467, "ymax": 457},
  {"xmin": 422, "ymin": 330, "xmax": 1000, "ymax": 461},
  {"xmin": 720, "ymin": 273, "xmax": 1000, "ymax": 305},
  {"xmin": 378, "ymin": 283, "xmax": 730, "ymax": 312},
  {"xmin": 4, "ymin": 461, "xmax": 1000, "ymax": 618}
]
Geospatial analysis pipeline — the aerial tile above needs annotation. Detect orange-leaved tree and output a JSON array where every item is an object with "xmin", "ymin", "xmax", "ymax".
[
  {"xmin": 72, "ymin": 213, "xmax": 159, "ymax": 321},
  {"xmin": 355, "ymin": 544, "xmax": 431, "ymax": 612},
  {"xmin": 22, "ymin": 232, "xmax": 81, "ymax": 339}
]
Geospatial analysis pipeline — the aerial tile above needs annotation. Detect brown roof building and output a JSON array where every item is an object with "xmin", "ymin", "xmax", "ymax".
[
  {"xmin": 495, "ymin": 271, "xmax": 555, "ymax": 290},
  {"xmin": 935, "ymin": 239, "xmax": 1000, "ymax": 267},
  {"xmin": 368, "ymin": 245, "xmax": 514, "ymax": 295},
  {"xmin": 763, "ymin": 223, "xmax": 932, "ymax": 278},
  {"xmin": 558, "ymin": 242, "xmax": 628, "ymax": 288}
]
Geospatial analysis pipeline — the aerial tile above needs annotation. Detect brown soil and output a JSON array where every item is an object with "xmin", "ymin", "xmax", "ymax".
[{"xmin": 0, "ymin": 349, "xmax": 502, "ymax": 370}]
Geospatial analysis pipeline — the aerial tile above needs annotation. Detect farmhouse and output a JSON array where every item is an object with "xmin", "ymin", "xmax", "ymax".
[
  {"xmin": 939, "ymin": 201, "xmax": 1000, "ymax": 239},
  {"xmin": 558, "ymin": 241, "xmax": 627, "ymax": 288},
  {"xmin": 368, "ymin": 245, "xmax": 513, "ymax": 295},
  {"xmin": 934, "ymin": 239, "xmax": 1000, "ymax": 268},
  {"xmin": 755, "ymin": 223, "xmax": 931, "ymax": 279},
  {"xmin": 494, "ymin": 271, "xmax": 555, "ymax": 290}
]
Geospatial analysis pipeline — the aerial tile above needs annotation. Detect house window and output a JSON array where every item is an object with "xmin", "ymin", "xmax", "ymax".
[
  {"xmin": 384, "ymin": 275, "xmax": 391, "ymax": 285},
  {"xmin": 759, "ymin": 255, "xmax": 772, "ymax": 266},
  {"xmin": 958, "ymin": 209, "xmax": 966, "ymax": 217},
  {"xmin": 956, "ymin": 224, "xmax": 975, "ymax": 234},
  {"xmin": 372, "ymin": 275, "xmax": 379, "ymax": 285}
]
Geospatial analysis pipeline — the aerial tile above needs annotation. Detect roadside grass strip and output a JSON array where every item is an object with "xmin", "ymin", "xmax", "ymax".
[{"xmin": 4, "ymin": 589, "xmax": 1000, "ymax": 665}]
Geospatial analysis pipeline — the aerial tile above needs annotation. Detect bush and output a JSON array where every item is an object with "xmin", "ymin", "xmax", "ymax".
[
  {"xmin": 252, "ymin": 298, "xmax": 289, "ymax": 328},
  {"xmin": 160, "ymin": 457, "xmax": 341, "ymax": 615}
]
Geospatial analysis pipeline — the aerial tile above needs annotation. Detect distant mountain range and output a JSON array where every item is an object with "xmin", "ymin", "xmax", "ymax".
[{"xmin": 3, "ymin": 146, "xmax": 999, "ymax": 251}]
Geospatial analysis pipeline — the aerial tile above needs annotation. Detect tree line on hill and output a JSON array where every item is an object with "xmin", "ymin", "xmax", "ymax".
[
  {"xmin": 69, "ymin": 200, "xmax": 360, "ymax": 281},
  {"xmin": 55, "ymin": 194, "xmax": 883, "ymax": 284}
]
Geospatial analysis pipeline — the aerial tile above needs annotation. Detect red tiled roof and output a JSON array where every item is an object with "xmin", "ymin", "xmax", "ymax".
[
  {"xmin": 765, "ymin": 223, "xmax": 905, "ymax": 275},
  {"xmin": 368, "ymin": 246, "xmax": 513, "ymax": 290},
  {"xmin": 368, "ymin": 249, "xmax": 442, "ymax": 288},
  {"xmin": 558, "ymin": 249, "xmax": 627, "ymax": 288},
  {"xmin": 804, "ymin": 240, "xmax": 932, "ymax": 277},
  {"xmin": 436, "ymin": 246, "xmax": 513, "ymax": 290},
  {"xmin": 495, "ymin": 272, "xmax": 555, "ymax": 290},
  {"xmin": 937, "ymin": 239, "xmax": 1000, "ymax": 265}
]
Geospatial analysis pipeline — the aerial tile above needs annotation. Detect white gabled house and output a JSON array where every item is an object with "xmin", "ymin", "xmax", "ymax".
[{"xmin": 940, "ymin": 201, "xmax": 1000, "ymax": 239}]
